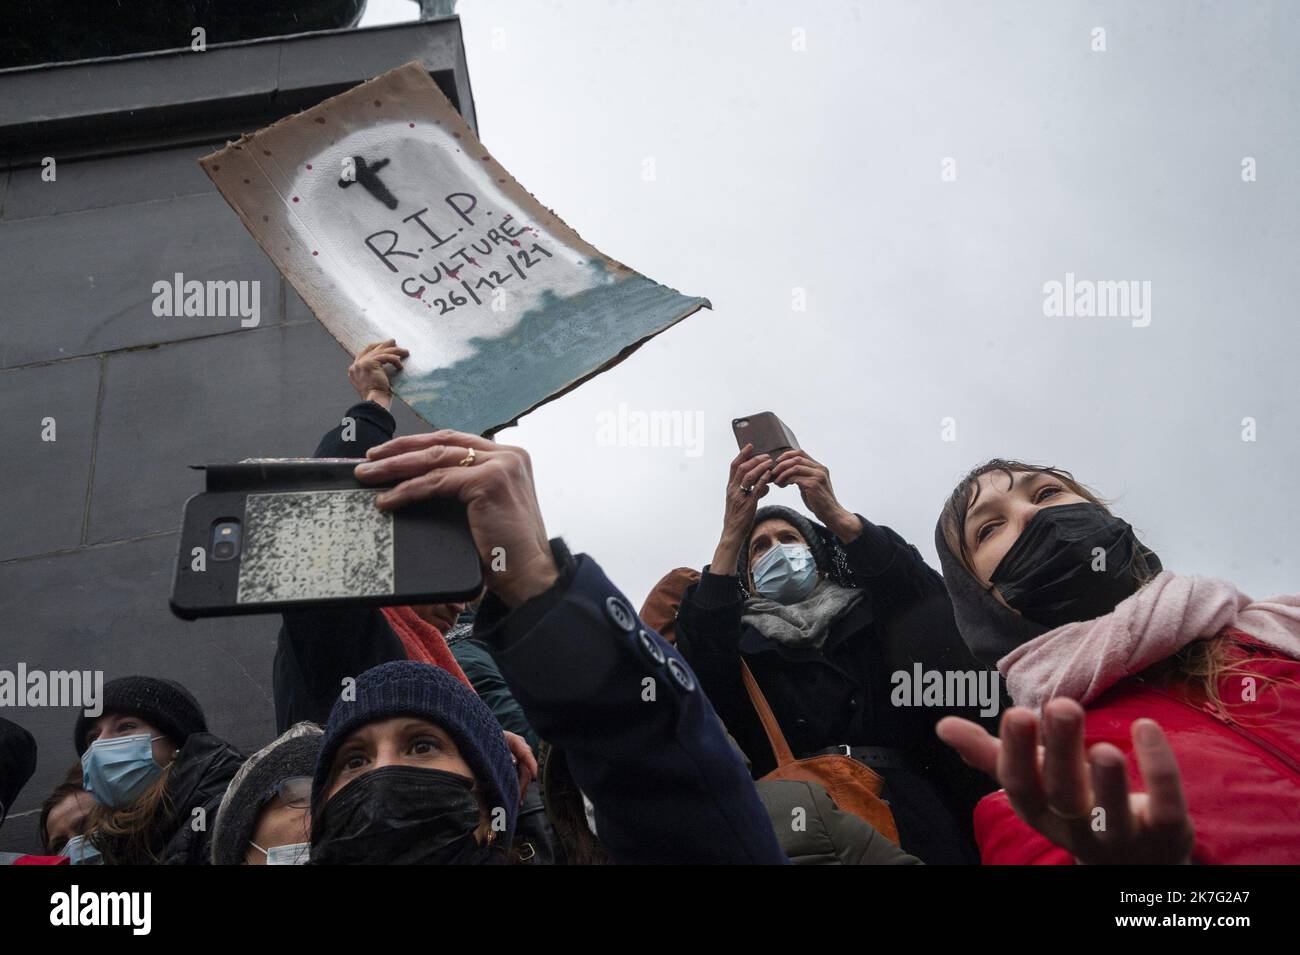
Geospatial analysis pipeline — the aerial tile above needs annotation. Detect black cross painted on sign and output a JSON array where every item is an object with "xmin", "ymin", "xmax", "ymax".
[{"xmin": 339, "ymin": 156, "xmax": 399, "ymax": 210}]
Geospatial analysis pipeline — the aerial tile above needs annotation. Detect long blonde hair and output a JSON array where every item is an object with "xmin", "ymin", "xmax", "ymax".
[{"xmin": 85, "ymin": 764, "xmax": 175, "ymax": 864}]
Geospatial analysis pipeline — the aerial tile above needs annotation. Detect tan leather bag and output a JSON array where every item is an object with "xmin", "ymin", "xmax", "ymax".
[{"xmin": 742, "ymin": 661, "xmax": 900, "ymax": 845}]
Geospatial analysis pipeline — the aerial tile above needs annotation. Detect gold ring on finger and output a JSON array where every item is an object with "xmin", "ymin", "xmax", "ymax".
[
  {"xmin": 458, "ymin": 447, "xmax": 476, "ymax": 467},
  {"xmin": 1046, "ymin": 802, "xmax": 1091, "ymax": 822}
]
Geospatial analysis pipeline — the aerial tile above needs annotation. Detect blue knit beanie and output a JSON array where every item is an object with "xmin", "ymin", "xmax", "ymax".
[{"xmin": 312, "ymin": 661, "xmax": 518, "ymax": 842}]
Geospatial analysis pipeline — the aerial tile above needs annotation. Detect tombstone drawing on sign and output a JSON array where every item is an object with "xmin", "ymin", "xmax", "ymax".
[{"xmin": 200, "ymin": 61, "xmax": 709, "ymax": 436}]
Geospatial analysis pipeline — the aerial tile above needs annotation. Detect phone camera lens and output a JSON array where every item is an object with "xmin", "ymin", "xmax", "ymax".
[{"xmin": 210, "ymin": 521, "xmax": 241, "ymax": 561}]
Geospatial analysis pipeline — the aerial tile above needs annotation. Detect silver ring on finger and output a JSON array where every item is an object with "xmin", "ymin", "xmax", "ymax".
[{"xmin": 740, "ymin": 485, "xmax": 753, "ymax": 495}]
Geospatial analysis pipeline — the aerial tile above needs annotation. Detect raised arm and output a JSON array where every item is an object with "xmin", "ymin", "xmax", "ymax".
[
  {"xmin": 354, "ymin": 430, "xmax": 788, "ymax": 864},
  {"xmin": 672, "ymin": 445, "xmax": 777, "ymax": 772},
  {"xmin": 273, "ymin": 340, "xmax": 411, "ymax": 731},
  {"xmin": 770, "ymin": 447, "xmax": 944, "ymax": 609}
]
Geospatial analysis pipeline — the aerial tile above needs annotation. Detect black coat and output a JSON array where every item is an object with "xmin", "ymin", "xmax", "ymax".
[
  {"xmin": 158, "ymin": 733, "xmax": 244, "ymax": 865},
  {"xmin": 91, "ymin": 732, "xmax": 243, "ymax": 865},
  {"xmin": 475, "ymin": 548, "xmax": 788, "ymax": 864},
  {"xmin": 270, "ymin": 401, "xmax": 560, "ymax": 861},
  {"xmin": 676, "ymin": 517, "xmax": 998, "ymax": 864}
]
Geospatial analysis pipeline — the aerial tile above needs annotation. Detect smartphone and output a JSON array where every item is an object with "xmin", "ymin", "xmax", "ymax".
[
  {"xmin": 732, "ymin": 412, "xmax": 800, "ymax": 459},
  {"xmin": 169, "ymin": 459, "xmax": 483, "ymax": 619}
]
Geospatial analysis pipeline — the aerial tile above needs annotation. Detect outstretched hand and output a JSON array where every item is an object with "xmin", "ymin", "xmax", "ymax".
[{"xmin": 936, "ymin": 698, "xmax": 1195, "ymax": 865}]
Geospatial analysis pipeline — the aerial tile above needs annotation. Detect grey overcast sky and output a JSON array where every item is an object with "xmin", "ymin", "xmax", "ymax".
[{"xmin": 362, "ymin": 0, "xmax": 1299, "ymax": 607}]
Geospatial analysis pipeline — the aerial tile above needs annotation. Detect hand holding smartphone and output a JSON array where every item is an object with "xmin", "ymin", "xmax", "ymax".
[
  {"xmin": 732, "ymin": 412, "xmax": 800, "ymax": 459},
  {"xmin": 170, "ymin": 458, "xmax": 482, "ymax": 619}
]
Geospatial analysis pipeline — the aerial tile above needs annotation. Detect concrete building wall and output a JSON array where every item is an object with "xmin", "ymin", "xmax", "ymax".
[{"xmin": 0, "ymin": 19, "xmax": 477, "ymax": 853}]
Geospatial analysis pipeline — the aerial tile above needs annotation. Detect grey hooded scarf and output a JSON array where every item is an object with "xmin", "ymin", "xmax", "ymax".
[
  {"xmin": 743, "ymin": 578, "xmax": 864, "ymax": 650},
  {"xmin": 933, "ymin": 518, "xmax": 1163, "ymax": 667},
  {"xmin": 933, "ymin": 521, "xmax": 1049, "ymax": 667},
  {"xmin": 739, "ymin": 505, "xmax": 864, "ymax": 649},
  {"xmin": 737, "ymin": 505, "xmax": 857, "ymax": 591}
]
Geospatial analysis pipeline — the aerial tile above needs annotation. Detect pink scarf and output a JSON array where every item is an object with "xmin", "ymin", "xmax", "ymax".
[{"xmin": 999, "ymin": 571, "xmax": 1300, "ymax": 711}]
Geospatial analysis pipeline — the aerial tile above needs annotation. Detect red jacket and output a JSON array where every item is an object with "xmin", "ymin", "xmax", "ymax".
[{"xmin": 974, "ymin": 627, "xmax": 1300, "ymax": 864}]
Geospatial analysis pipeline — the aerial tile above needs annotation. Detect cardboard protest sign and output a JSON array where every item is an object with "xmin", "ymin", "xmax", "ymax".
[{"xmin": 198, "ymin": 61, "xmax": 708, "ymax": 436}]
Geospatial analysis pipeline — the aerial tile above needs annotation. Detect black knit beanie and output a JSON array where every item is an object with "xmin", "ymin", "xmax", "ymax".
[
  {"xmin": 210, "ymin": 722, "xmax": 322, "ymax": 865},
  {"xmin": 74, "ymin": 677, "xmax": 207, "ymax": 755},
  {"xmin": 312, "ymin": 661, "xmax": 518, "ymax": 843}
]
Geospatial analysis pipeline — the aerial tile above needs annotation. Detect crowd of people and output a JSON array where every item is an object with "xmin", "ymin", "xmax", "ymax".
[{"xmin": 4, "ymin": 338, "xmax": 1298, "ymax": 865}]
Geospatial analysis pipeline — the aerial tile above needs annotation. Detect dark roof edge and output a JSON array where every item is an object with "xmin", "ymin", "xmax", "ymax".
[{"xmin": 0, "ymin": 18, "xmax": 477, "ymax": 168}]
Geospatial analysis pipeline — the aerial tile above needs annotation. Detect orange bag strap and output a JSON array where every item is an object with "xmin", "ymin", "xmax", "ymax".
[{"xmin": 740, "ymin": 660, "xmax": 796, "ymax": 767}]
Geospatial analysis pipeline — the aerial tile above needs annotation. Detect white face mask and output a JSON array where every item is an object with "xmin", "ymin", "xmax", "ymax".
[
  {"xmin": 752, "ymin": 543, "xmax": 818, "ymax": 604},
  {"xmin": 61, "ymin": 834, "xmax": 103, "ymax": 865},
  {"xmin": 251, "ymin": 841, "xmax": 311, "ymax": 865},
  {"xmin": 81, "ymin": 733, "xmax": 167, "ymax": 809}
]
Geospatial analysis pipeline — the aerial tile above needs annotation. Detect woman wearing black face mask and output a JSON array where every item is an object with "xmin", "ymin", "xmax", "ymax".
[
  {"xmin": 309, "ymin": 661, "xmax": 520, "ymax": 865},
  {"xmin": 348, "ymin": 428, "xmax": 789, "ymax": 864},
  {"xmin": 932, "ymin": 459, "xmax": 1300, "ymax": 865}
]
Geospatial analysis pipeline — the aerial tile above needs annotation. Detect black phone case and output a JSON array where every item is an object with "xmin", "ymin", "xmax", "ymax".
[{"xmin": 169, "ymin": 460, "xmax": 483, "ymax": 619}]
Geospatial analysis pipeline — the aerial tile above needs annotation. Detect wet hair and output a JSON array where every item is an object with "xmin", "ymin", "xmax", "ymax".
[{"xmin": 939, "ymin": 458, "xmax": 1108, "ymax": 579}]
